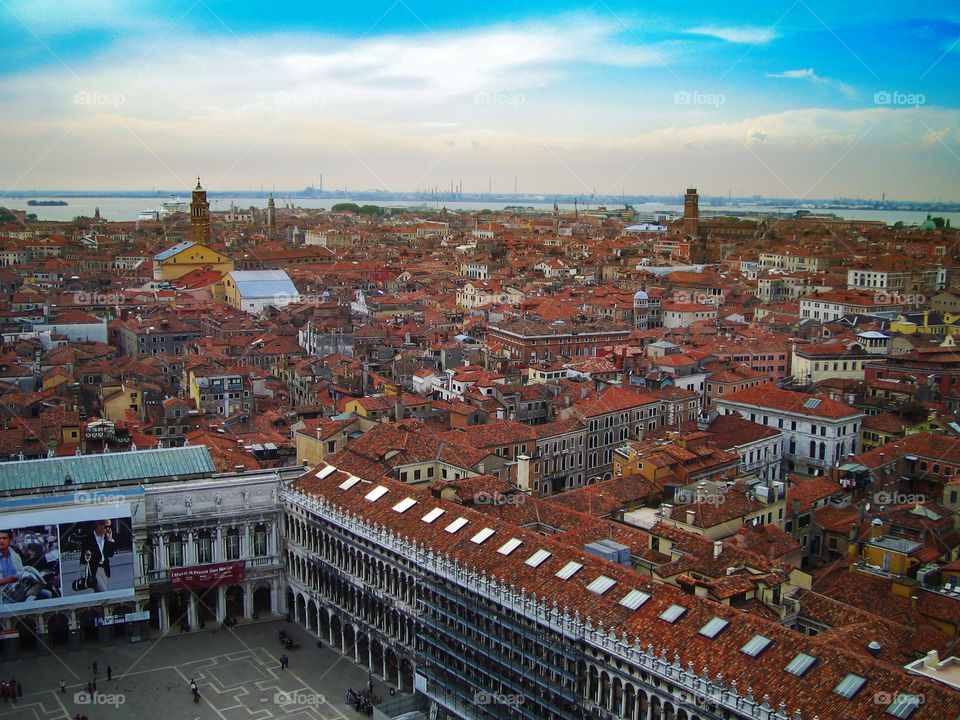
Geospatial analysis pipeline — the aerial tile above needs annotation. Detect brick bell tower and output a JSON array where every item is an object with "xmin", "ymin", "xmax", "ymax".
[
  {"xmin": 683, "ymin": 187, "xmax": 699, "ymax": 237},
  {"xmin": 191, "ymin": 177, "xmax": 211, "ymax": 245}
]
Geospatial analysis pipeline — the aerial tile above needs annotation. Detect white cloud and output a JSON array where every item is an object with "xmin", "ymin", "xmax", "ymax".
[
  {"xmin": 767, "ymin": 68, "xmax": 856, "ymax": 99},
  {"xmin": 687, "ymin": 26, "xmax": 778, "ymax": 44}
]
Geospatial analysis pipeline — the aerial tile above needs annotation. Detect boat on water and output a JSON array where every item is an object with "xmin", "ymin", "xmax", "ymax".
[
  {"xmin": 137, "ymin": 196, "xmax": 187, "ymax": 222},
  {"xmin": 27, "ymin": 200, "xmax": 68, "ymax": 206}
]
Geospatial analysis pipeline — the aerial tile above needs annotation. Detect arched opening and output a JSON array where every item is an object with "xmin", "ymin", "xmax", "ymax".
[
  {"xmin": 253, "ymin": 584, "xmax": 271, "ymax": 618},
  {"xmin": 196, "ymin": 587, "xmax": 218, "ymax": 627},
  {"xmin": 78, "ymin": 608, "xmax": 103, "ymax": 644},
  {"xmin": 295, "ymin": 593, "xmax": 306, "ymax": 625},
  {"xmin": 47, "ymin": 613, "xmax": 70, "ymax": 649},
  {"xmin": 385, "ymin": 649, "xmax": 399, "ymax": 686},
  {"xmin": 14, "ymin": 618, "xmax": 38, "ymax": 652},
  {"xmin": 306, "ymin": 599, "xmax": 318, "ymax": 633},
  {"xmin": 225, "ymin": 584, "xmax": 244, "ymax": 619},
  {"xmin": 399, "ymin": 657, "xmax": 414, "ymax": 693},
  {"xmin": 168, "ymin": 590, "xmax": 190, "ymax": 631}
]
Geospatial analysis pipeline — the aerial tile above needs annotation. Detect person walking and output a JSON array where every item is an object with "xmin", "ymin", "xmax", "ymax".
[
  {"xmin": 106, "ymin": 665, "xmax": 112, "ymax": 681},
  {"xmin": 92, "ymin": 661, "xmax": 97, "ymax": 675},
  {"xmin": 59, "ymin": 679, "xmax": 65, "ymax": 694}
]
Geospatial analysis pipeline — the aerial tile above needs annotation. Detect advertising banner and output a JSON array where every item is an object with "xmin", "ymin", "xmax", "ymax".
[
  {"xmin": 0, "ymin": 503, "xmax": 135, "ymax": 614},
  {"xmin": 170, "ymin": 560, "xmax": 245, "ymax": 591}
]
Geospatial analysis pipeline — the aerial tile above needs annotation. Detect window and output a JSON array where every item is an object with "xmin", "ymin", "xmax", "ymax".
[
  {"xmin": 167, "ymin": 536, "xmax": 184, "ymax": 567},
  {"xmin": 225, "ymin": 529, "xmax": 240, "ymax": 560},
  {"xmin": 833, "ymin": 673, "xmax": 867, "ymax": 699},
  {"xmin": 253, "ymin": 524, "xmax": 268, "ymax": 557},
  {"xmin": 740, "ymin": 634, "xmax": 773, "ymax": 657},
  {"xmin": 196, "ymin": 531, "xmax": 212, "ymax": 564}
]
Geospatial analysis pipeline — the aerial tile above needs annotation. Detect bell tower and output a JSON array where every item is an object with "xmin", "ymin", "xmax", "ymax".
[
  {"xmin": 683, "ymin": 187, "xmax": 699, "ymax": 237},
  {"xmin": 191, "ymin": 177, "xmax": 211, "ymax": 245}
]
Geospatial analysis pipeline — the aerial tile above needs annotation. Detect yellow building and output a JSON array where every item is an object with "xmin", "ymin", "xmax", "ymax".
[
  {"xmin": 102, "ymin": 382, "xmax": 143, "ymax": 423},
  {"xmin": 153, "ymin": 241, "xmax": 234, "ymax": 281},
  {"xmin": 889, "ymin": 311, "xmax": 960, "ymax": 336}
]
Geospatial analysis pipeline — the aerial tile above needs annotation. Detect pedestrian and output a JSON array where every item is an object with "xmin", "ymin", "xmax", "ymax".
[
  {"xmin": 60, "ymin": 679, "xmax": 65, "ymax": 694},
  {"xmin": 16, "ymin": 681, "xmax": 21, "ymax": 698},
  {"xmin": 106, "ymin": 665, "xmax": 112, "ymax": 681},
  {"xmin": 92, "ymin": 661, "xmax": 97, "ymax": 675}
]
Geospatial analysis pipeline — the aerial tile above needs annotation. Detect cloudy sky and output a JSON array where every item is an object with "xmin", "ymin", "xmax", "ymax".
[{"xmin": 1, "ymin": 0, "xmax": 958, "ymax": 199}]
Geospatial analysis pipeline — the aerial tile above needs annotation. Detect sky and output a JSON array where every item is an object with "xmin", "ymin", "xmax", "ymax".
[{"xmin": 1, "ymin": 0, "xmax": 959, "ymax": 200}]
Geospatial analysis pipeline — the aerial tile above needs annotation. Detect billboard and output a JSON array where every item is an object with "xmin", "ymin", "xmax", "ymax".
[{"xmin": 0, "ymin": 503, "xmax": 135, "ymax": 614}]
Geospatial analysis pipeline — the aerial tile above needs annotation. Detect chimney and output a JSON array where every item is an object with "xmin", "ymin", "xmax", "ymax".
[
  {"xmin": 792, "ymin": 500, "xmax": 800, "ymax": 516},
  {"xmin": 924, "ymin": 650, "xmax": 940, "ymax": 669},
  {"xmin": 870, "ymin": 517, "xmax": 883, "ymax": 540},
  {"xmin": 686, "ymin": 509, "xmax": 696, "ymax": 525},
  {"xmin": 867, "ymin": 641, "xmax": 882, "ymax": 656},
  {"xmin": 516, "ymin": 454, "xmax": 532, "ymax": 493},
  {"xmin": 661, "ymin": 503, "xmax": 672, "ymax": 520},
  {"xmin": 848, "ymin": 522, "xmax": 857, "ymax": 541},
  {"xmin": 713, "ymin": 540, "xmax": 723, "ymax": 558}
]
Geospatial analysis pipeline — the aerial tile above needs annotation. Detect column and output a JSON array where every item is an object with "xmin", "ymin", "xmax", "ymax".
[
  {"xmin": 156, "ymin": 535, "xmax": 165, "ymax": 570},
  {"xmin": 185, "ymin": 531, "xmax": 195, "ymax": 566},
  {"xmin": 243, "ymin": 524, "xmax": 252, "ymax": 560},
  {"xmin": 158, "ymin": 596, "xmax": 169, "ymax": 633},
  {"xmin": 212, "ymin": 527, "xmax": 221, "ymax": 563},
  {"xmin": 217, "ymin": 586, "xmax": 226, "ymax": 622},
  {"xmin": 187, "ymin": 594, "xmax": 198, "ymax": 630},
  {"xmin": 243, "ymin": 581, "xmax": 253, "ymax": 620}
]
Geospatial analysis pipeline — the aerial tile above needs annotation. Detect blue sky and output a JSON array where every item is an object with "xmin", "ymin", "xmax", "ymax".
[{"xmin": 1, "ymin": 1, "xmax": 958, "ymax": 198}]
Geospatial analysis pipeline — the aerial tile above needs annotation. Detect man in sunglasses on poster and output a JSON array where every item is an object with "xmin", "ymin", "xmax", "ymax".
[{"xmin": 80, "ymin": 520, "xmax": 115, "ymax": 593}]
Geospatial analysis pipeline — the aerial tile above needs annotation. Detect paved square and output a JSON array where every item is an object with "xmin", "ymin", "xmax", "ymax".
[{"xmin": 1, "ymin": 619, "xmax": 396, "ymax": 720}]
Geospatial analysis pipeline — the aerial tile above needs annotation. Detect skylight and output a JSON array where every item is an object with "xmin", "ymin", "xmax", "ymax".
[
  {"xmin": 802, "ymin": 398, "xmax": 822, "ymax": 409},
  {"xmin": 586, "ymin": 575, "xmax": 617, "ymax": 595},
  {"xmin": 833, "ymin": 673, "xmax": 867, "ymax": 699},
  {"xmin": 886, "ymin": 694, "xmax": 923, "ymax": 720},
  {"xmin": 338, "ymin": 475, "xmax": 361, "ymax": 490},
  {"xmin": 784, "ymin": 653, "xmax": 817, "ymax": 677},
  {"xmin": 316, "ymin": 464, "xmax": 337, "ymax": 479},
  {"xmin": 422, "ymin": 508, "xmax": 445, "ymax": 523},
  {"xmin": 444, "ymin": 517, "xmax": 469, "ymax": 533},
  {"xmin": 525, "ymin": 549, "xmax": 552, "ymax": 567},
  {"xmin": 659, "ymin": 604, "xmax": 687, "ymax": 623},
  {"xmin": 364, "ymin": 485, "xmax": 389, "ymax": 502},
  {"xmin": 392, "ymin": 498, "xmax": 417, "ymax": 513},
  {"xmin": 699, "ymin": 617, "xmax": 729, "ymax": 639},
  {"xmin": 497, "ymin": 538, "xmax": 523, "ymax": 556},
  {"xmin": 555, "ymin": 561, "xmax": 583, "ymax": 580},
  {"xmin": 470, "ymin": 528, "xmax": 495, "ymax": 544},
  {"xmin": 619, "ymin": 589, "xmax": 651, "ymax": 610},
  {"xmin": 740, "ymin": 634, "xmax": 773, "ymax": 658}
]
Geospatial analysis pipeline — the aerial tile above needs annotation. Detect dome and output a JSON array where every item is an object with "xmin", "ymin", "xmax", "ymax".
[{"xmin": 634, "ymin": 290, "xmax": 649, "ymax": 300}]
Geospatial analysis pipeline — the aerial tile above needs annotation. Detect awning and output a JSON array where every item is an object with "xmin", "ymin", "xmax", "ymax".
[{"xmin": 838, "ymin": 463, "xmax": 868, "ymax": 472}]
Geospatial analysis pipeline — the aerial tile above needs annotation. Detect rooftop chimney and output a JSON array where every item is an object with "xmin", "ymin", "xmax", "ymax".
[
  {"xmin": 713, "ymin": 540, "xmax": 723, "ymax": 558},
  {"xmin": 924, "ymin": 650, "xmax": 940, "ymax": 669},
  {"xmin": 870, "ymin": 517, "xmax": 884, "ymax": 540}
]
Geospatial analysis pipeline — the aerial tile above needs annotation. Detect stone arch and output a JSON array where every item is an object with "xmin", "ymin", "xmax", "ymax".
[{"xmin": 306, "ymin": 599, "xmax": 318, "ymax": 633}]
